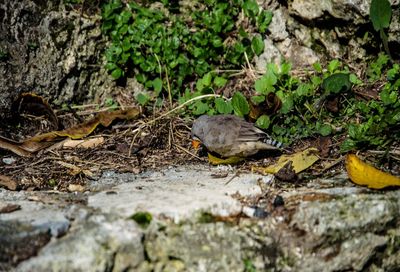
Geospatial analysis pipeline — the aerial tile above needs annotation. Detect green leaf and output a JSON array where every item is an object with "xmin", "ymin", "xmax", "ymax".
[
  {"xmin": 203, "ymin": 72, "xmax": 213, "ymax": 87},
  {"xmin": 105, "ymin": 62, "xmax": 117, "ymax": 71},
  {"xmin": 250, "ymin": 95, "xmax": 265, "ymax": 105},
  {"xmin": 136, "ymin": 93, "xmax": 150, "ymax": 106},
  {"xmin": 296, "ymin": 83, "xmax": 312, "ymax": 96},
  {"xmin": 349, "ymin": 73, "xmax": 362, "ymax": 85},
  {"xmin": 153, "ymin": 78, "xmax": 163, "ymax": 95},
  {"xmin": 279, "ymin": 93, "xmax": 293, "ymax": 114},
  {"xmin": 254, "ymin": 69, "xmax": 277, "ymax": 94},
  {"xmin": 111, "ymin": 68, "xmax": 123, "ymax": 79},
  {"xmin": 215, "ymin": 97, "xmax": 233, "ymax": 114},
  {"xmin": 214, "ymin": 76, "xmax": 228, "ymax": 88},
  {"xmin": 313, "ymin": 62, "xmax": 322, "ymax": 73},
  {"xmin": 387, "ymin": 64, "xmax": 399, "ymax": 80},
  {"xmin": 340, "ymin": 139, "xmax": 357, "ymax": 152},
  {"xmin": 251, "ymin": 35, "xmax": 264, "ymax": 55},
  {"xmin": 322, "ymin": 73, "xmax": 351, "ymax": 94},
  {"xmin": 318, "ymin": 124, "xmax": 332, "ymax": 136},
  {"xmin": 370, "ymin": 0, "xmax": 392, "ymax": 31},
  {"xmin": 257, "ymin": 10, "xmax": 273, "ymax": 33},
  {"xmin": 242, "ymin": 0, "xmax": 259, "ymax": 18},
  {"xmin": 348, "ymin": 124, "xmax": 359, "ymax": 139},
  {"xmin": 327, "ymin": 60, "xmax": 340, "ymax": 73},
  {"xmin": 212, "ymin": 37, "xmax": 223, "ymax": 47},
  {"xmin": 256, "ymin": 114, "xmax": 270, "ymax": 129},
  {"xmin": 280, "ymin": 62, "xmax": 291, "ymax": 75},
  {"xmin": 380, "ymin": 87, "xmax": 397, "ymax": 105},
  {"xmin": 232, "ymin": 92, "xmax": 250, "ymax": 117},
  {"xmin": 193, "ymin": 100, "xmax": 209, "ymax": 115}
]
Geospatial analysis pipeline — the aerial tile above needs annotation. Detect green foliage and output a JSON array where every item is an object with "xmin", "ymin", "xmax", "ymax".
[
  {"xmin": 256, "ymin": 114, "xmax": 270, "ymax": 129},
  {"xmin": 104, "ymin": 97, "xmax": 119, "ymax": 110},
  {"xmin": 232, "ymin": 92, "xmax": 250, "ymax": 117},
  {"xmin": 369, "ymin": 0, "xmax": 392, "ymax": 58},
  {"xmin": 215, "ymin": 97, "xmax": 233, "ymax": 114},
  {"xmin": 249, "ymin": 56, "xmax": 399, "ymax": 153},
  {"xmin": 102, "ymin": 0, "xmax": 272, "ymax": 107},
  {"xmin": 243, "ymin": 259, "xmax": 257, "ymax": 272},
  {"xmin": 367, "ymin": 53, "xmax": 390, "ymax": 81},
  {"xmin": 322, "ymin": 73, "xmax": 351, "ymax": 94},
  {"xmin": 101, "ymin": 0, "xmax": 398, "ymax": 153},
  {"xmin": 370, "ymin": 0, "xmax": 392, "ymax": 31},
  {"xmin": 136, "ymin": 93, "xmax": 150, "ymax": 106}
]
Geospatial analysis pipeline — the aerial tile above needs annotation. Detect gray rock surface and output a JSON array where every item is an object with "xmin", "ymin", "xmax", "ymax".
[
  {"xmin": 0, "ymin": 0, "xmax": 114, "ymax": 118},
  {"xmin": 17, "ymin": 214, "xmax": 144, "ymax": 272},
  {"xmin": 0, "ymin": 165, "xmax": 399, "ymax": 271},
  {"xmin": 89, "ymin": 166, "xmax": 268, "ymax": 222}
]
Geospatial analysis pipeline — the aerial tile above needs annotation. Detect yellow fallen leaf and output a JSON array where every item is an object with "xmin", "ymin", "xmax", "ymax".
[
  {"xmin": 345, "ymin": 154, "xmax": 400, "ymax": 189},
  {"xmin": 253, "ymin": 147, "xmax": 319, "ymax": 174},
  {"xmin": 207, "ymin": 153, "xmax": 244, "ymax": 165}
]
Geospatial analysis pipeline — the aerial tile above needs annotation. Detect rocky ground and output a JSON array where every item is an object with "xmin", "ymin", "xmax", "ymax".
[{"xmin": 1, "ymin": 165, "xmax": 400, "ymax": 271}]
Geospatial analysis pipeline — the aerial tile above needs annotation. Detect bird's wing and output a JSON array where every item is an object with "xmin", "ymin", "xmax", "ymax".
[{"xmin": 236, "ymin": 121, "xmax": 265, "ymax": 142}]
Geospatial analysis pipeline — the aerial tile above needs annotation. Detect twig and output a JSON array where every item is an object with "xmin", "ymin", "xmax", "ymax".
[
  {"xmin": 165, "ymin": 68, "xmax": 173, "ymax": 108},
  {"xmin": 127, "ymin": 94, "xmax": 222, "ymax": 156},
  {"xmin": 315, "ymin": 156, "xmax": 345, "ymax": 175},
  {"xmin": 244, "ymin": 51, "xmax": 256, "ymax": 79},
  {"xmin": 173, "ymin": 143, "xmax": 203, "ymax": 160},
  {"xmin": 225, "ymin": 171, "xmax": 241, "ymax": 185},
  {"xmin": 135, "ymin": 94, "xmax": 221, "ymax": 129}
]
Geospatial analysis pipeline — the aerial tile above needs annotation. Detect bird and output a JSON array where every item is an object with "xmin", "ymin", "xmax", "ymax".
[{"xmin": 191, "ymin": 114, "xmax": 282, "ymax": 158}]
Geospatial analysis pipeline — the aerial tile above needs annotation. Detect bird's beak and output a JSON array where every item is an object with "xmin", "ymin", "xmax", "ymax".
[{"xmin": 192, "ymin": 139, "xmax": 201, "ymax": 149}]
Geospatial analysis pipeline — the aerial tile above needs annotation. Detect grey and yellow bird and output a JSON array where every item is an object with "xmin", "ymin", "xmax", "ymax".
[{"xmin": 191, "ymin": 114, "xmax": 282, "ymax": 158}]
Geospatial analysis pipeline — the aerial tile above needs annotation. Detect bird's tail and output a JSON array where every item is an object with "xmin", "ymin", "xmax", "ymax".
[{"xmin": 263, "ymin": 137, "xmax": 283, "ymax": 148}]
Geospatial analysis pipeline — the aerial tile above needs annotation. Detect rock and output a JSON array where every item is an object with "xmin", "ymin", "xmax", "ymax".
[
  {"xmin": 268, "ymin": 8, "xmax": 289, "ymax": 41},
  {"xmin": 0, "ymin": 220, "xmax": 51, "ymax": 269},
  {"xmin": 277, "ymin": 39, "xmax": 320, "ymax": 67},
  {"xmin": 88, "ymin": 166, "xmax": 268, "ymax": 222},
  {"xmin": 286, "ymin": 190, "xmax": 400, "ymax": 271},
  {"xmin": 290, "ymin": 192, "xmax": 399, "ymax": 240},
  {"xmin": 144, "ymin": 221, "xmax": 277, "ymax": 272},
  {"xmin": 290, "ymin": 0, "xmax": 370, "ymax": 21},
  {"xmin": 0, "ymin": 189, "xmax": 71, "ymax": 237},
  {"xmin": 16, "ymin": 214, "xmax": 145, "ymax": 272},
  {"xmin": 1, "ymin": 168, "xmax": 400, "ymax": 271},
  {"xmin": 0, "ymin": 1, "xmax": 114, "ymax": 119}
]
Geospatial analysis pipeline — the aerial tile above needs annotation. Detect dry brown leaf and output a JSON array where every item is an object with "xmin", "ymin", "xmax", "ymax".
[
  {"xmin": 68, "ymin": 184, "xmax": 85, "ymax": 192},
  {"xmin": 62, "ymin": 137, "xmax": 105, "ymax": 149},
  {"xmin": 346, "ymin": 154, "xmax": 400, "ymax": 189},
  {"xmin": 25, "ymin": 108, "xmax": 140, "ymax": 142},
  {"xmin": 0, "ymin": 175, "xmax": 18, "ymax": 190},
  {"xmin": 55, "ymin": 161, "xmax": 82, "ymax": 176},
  {"xmin": 0, "ymin": 108, "xmax": 140, "ymax": 156},
  {"xmin": 0, "ymin": 136, "xmax": 32, "ymax": 157},
  {"xmin": 0, "ymin": 202, "xmax": 21, "ymax": 213}
]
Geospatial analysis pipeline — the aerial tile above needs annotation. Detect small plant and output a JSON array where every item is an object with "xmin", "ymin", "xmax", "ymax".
[
  {"xmin": 369, "ymin": 0, "xmax": 392, "ymax": 59},
  {"xmin": 241, "ymin": 55, "xmax": 399, "ymax": 153},
  {"xmin": 130, "ymin": 211, "xmax": 152, "ymax": 228},
  {"xmin": 243, "ymin": 259, "xmax": 257, "ymax": 272},
  {"xmin": 101, "ymin": 0, "xmax": 272, "ymax": 107}
]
